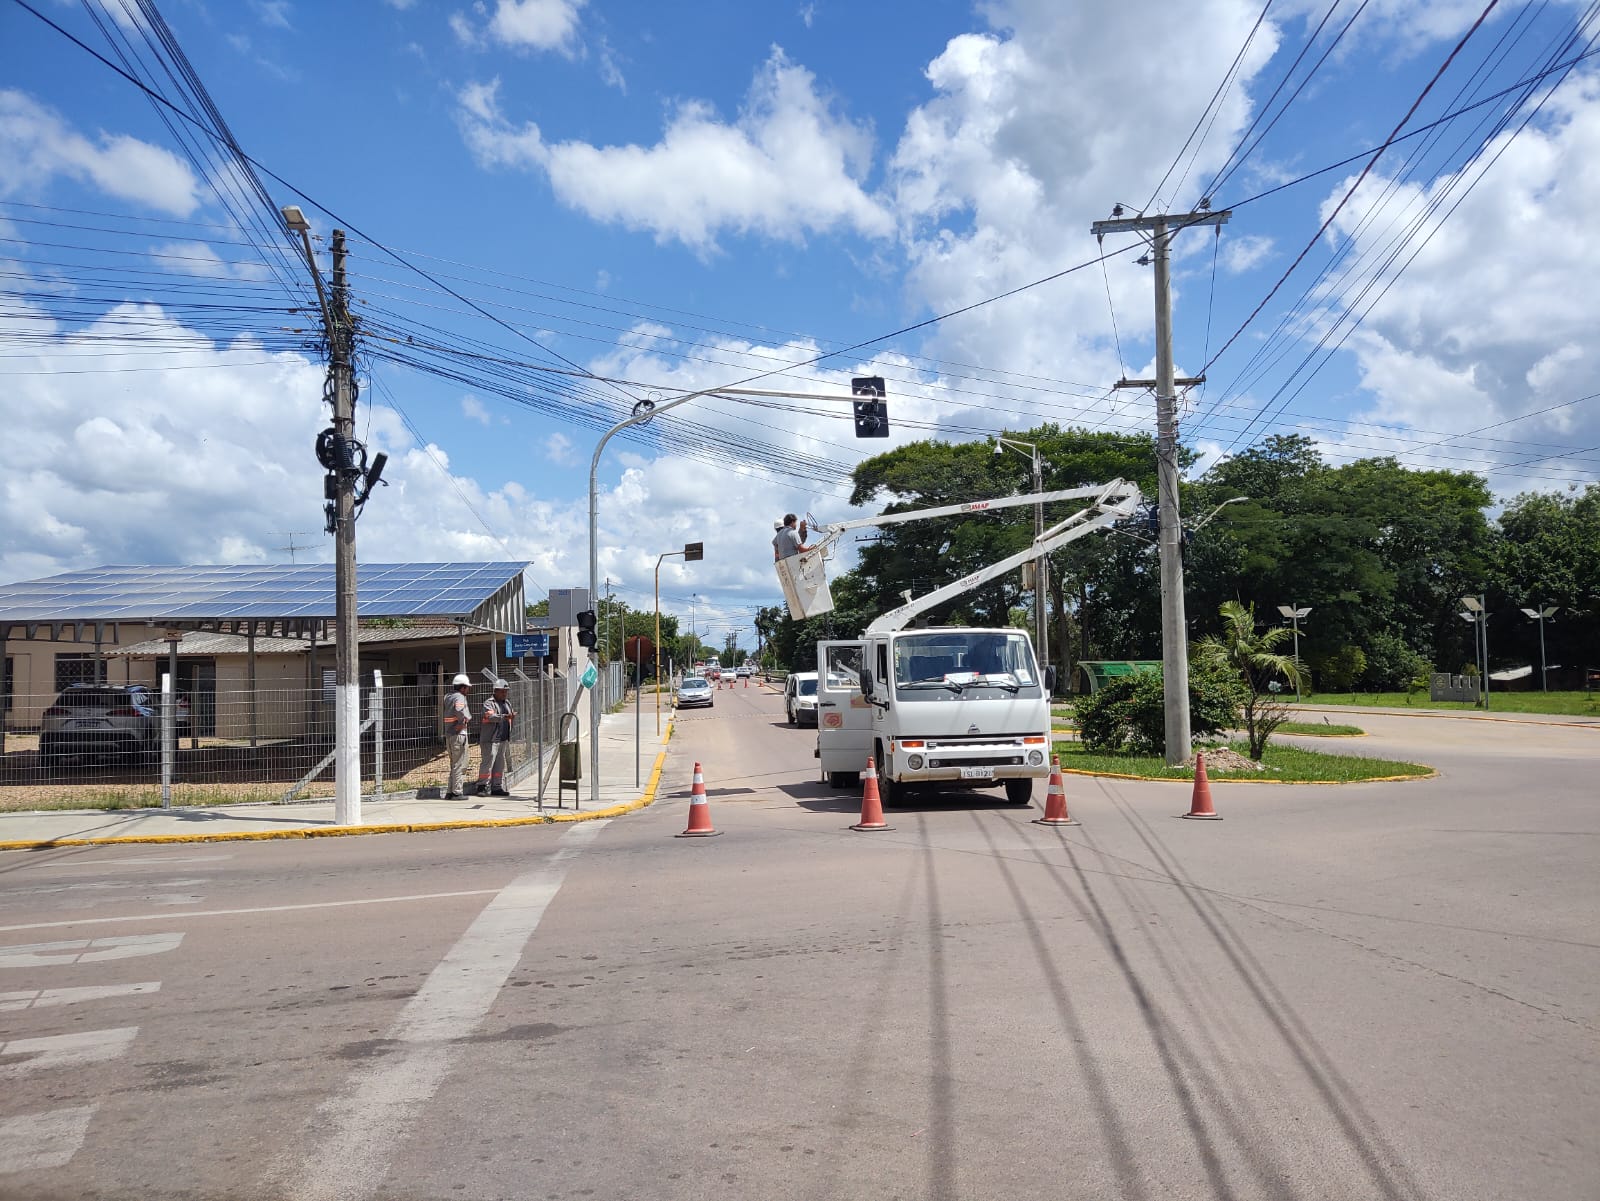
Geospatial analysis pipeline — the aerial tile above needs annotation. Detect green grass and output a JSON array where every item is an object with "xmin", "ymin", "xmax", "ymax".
[
  {"xmin": 1298, "ymin": 689, "xmax": 1598, "ymax": 716},
  {"xmin": 1052, "ymin": 737, "xmax": 1430, "ymax": 782},
  {"xmin": 1277, "ymin": 720, "xmax": 1364, "ymax": 736}
]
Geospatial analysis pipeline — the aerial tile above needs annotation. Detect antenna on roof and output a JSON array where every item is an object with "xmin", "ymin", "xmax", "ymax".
[{"xmin": 273, "ymin": 532, "xmax": 314, "ymax": 562}]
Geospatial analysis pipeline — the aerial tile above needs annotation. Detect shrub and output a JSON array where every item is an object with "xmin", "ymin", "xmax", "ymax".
[
  {"xmin": 1076, "ymin": 661, "xmax": 1241, "ymax": 756},
  {"xmin": 1314, "ymin": 644, "xmax": 1368, "ymax": 692},
  {"xmin": 1361, "ymin": 631, "xmax": 1429, "ymax": 691}
]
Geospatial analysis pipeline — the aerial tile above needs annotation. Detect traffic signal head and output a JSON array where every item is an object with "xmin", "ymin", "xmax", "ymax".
[
  {"xmin": 852, "ymin": 376, "xmax": 888, "ymax": 438},
  {"xmin": 576, "ymin": 609, "xmax": 598, "ymax": 648}
]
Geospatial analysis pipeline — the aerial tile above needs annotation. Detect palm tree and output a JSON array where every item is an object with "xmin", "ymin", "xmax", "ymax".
[{"xmin": 1195, "ymin": 600, "xmax": 1302, "ymax": 761}]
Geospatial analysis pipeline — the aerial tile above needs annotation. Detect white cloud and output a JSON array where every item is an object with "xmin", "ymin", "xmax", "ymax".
[
  {"xmin": 544, "ymin": 431, "xmax": 578, "ymax": 465},
  {"xmin": 251, "ymin": 0, "xmax": 293, "ymax": 30},
  {"xmin": 597, "ymin": 36, "xmax": 627, "ymax": 93},
  {"xmin": 0, "ymin": 90, "xmax": 203, "ymax": 217},
  {"xmin": 461, "ymin": 395, "xmax": 492, "ymax": 425},
  {"xmin": 1310, "ymin": 70, "xmax": 1600, "ymax": 492},
  {"xmin": 383, "ymin": 0, "xmax": 418, "ymax": 8},
  {"xmin": 456, "ymin": 48, "xmax": 894, "ymax": 254},
  {"xmin": 800, "ymin": 3, "xmax": 816, "ymax": 28},
  {"xmin": 452, "ymin": 0, "xmax": 586, "ymax": 55},
  {"xmin": 1221, "ymin": 234, "xmax": 1274, "ymax": 274}
]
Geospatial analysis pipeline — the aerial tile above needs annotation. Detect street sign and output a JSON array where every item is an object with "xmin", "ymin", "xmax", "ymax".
[
  {"xmin": 580, "ymin": 663, "xmax": 598, "ymax": 689},
  {"xmin": 506, "ymin": 633, "xmax": 549, "ymax": 658}
]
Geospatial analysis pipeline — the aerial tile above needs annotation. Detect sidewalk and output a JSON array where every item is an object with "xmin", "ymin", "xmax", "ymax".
[{"xmin": 0, "ymin": 706, "xmax": 676, "ymax": 849}]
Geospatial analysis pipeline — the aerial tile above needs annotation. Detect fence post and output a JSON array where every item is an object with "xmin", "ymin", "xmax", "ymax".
[
  {"xmin": 161, "ymin": 672, "xmax": 174, "ymax": 809},
  {"xmin": 370, "ymin": 669, "xmax": 384, "ymax": 799}
]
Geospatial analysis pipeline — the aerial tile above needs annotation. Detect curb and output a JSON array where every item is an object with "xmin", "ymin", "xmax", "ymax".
[{"xmin": 0, "ymin": 722, "xmax": 676, "ymax": 852}]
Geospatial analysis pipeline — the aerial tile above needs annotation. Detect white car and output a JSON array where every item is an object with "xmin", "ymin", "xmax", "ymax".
[
  {"xmin": 675, "ymin": 676, "xmax": 714, "ymax": 709},
  {"xmin": 784, "ymin": 672, "xmax": 819, "ymax": 726}
]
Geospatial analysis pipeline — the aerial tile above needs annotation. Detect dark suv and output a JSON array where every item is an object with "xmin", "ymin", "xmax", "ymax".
[{"xmin": 40, "ymin": 684, "xmax": 185, "ymax": 763}]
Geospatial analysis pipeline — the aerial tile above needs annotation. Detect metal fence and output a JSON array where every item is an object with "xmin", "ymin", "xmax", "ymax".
[{"xmin": 0, "ymin": 666, "xmax": 619, "ymax": 811}]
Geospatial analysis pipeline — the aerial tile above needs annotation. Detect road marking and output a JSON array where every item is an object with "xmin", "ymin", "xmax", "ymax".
[
  {"xmin": 271, "ymin": 820, "xmax": 607, "ymax": 1201},
  {"xmin": 0, "ymin": 982, "xmax": 161, "ymax": 1012},
  {"xmin": 0, "ymin": 933, "xmax": 184, "ymax": 967},
  {"xmin": 0, "ymin": 1105, "xmax": 97, "ymax": 1173},
  {"xmin": 0, "ymin": 1028, "xmax": 139, "ymax": 1080},
  {"xmin": 0, "ymin": 891, "xmax": 500, "ymax": 934}
]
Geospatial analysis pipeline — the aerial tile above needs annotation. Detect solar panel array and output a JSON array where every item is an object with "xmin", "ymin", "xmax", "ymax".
[{"xmin": 0, "ymin": 563, "xmax": 530, "ymax": 623}]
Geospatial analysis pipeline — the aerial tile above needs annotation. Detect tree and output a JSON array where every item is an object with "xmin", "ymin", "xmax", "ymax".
[{"xmin": 1194, "ymin": 600, "xmax": 1301, "ymax": 761}]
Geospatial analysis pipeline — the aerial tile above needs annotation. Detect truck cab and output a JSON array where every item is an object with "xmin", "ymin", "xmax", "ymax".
[{"xmin": 817, "ymin": 628, "xmax": 1054, "ymax": 806}]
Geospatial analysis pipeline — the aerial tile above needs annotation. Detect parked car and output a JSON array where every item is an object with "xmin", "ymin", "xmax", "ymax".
[
  {"xmin": 736, "ymin": 664, "xmax": 754, "ymax": 678},
  {"xmin": 675, "ymin": 676, "xmax": 714, "ymax": 709},
  {"xmin": 784, "ymin": 671, "xmax": 820, "ymax": 725},
  {"xmin": 40, "ymin": 684, "xmax": 165, "ymax": 762}
]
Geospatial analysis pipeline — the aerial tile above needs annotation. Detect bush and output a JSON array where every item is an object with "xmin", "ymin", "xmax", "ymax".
[
  {"xmin": 1313, "ymin": 644, "xmax": 1368, "ymax": 692},
  {"xmin": 1360, "ymin": 631, "xmax": 1429, "ymax": 691},
  {"xmin": 1076, "ymin": 661, "xmax": 1241, "ymax": 756}
]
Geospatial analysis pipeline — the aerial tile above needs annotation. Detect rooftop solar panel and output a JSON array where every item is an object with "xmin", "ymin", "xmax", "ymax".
[{"xmin": 0, "ymin": 563, "xmax": 531, "ymax": 626}]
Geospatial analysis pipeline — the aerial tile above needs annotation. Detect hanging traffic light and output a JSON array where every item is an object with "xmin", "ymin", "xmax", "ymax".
[
  {"xmin": 576, "ymin": 609, "xmax": 598, "ymax": 648},
  {"xmin": 852, "ymin": 376, "xmax": 888, "ymax": 438}
]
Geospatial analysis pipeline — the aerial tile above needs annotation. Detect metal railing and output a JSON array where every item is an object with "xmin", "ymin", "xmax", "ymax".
[{"xmin": 0, "ymin": 671, "xmax": 587, "ymax": 811}]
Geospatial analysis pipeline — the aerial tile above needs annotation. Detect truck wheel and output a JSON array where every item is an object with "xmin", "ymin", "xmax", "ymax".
[
  {"xmin": 874, "ymin": 745, "xmax": 899, "ymax": 807},
  {"xmin": 1004, "ymin": 778, "xmax": 1033, "ymax": 805}
]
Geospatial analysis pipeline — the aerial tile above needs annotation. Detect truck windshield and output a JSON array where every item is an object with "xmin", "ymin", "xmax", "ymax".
[{"xmin": 892, "ymin": 632, "xmax": 1037, "ymax": 691}]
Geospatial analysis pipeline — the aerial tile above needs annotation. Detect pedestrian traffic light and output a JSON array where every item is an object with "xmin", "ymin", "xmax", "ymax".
[
  {"xmin": 852, "ymin": 376, "xmax": 888, "ymax": 438},
  {"xmin": 576, "ymin": 609, "xmax": 598, "ymax": 648}
]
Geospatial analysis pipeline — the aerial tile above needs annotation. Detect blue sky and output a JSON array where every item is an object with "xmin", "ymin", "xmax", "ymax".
[{"xmin": 4, "ymin": 0, "xmax": 1598, "ymax": 653}]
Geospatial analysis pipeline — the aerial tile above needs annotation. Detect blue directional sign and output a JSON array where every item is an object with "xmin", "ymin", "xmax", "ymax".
[{"xmin": 506, "ymin": 633, "xmax": 550, "ymax": 658}]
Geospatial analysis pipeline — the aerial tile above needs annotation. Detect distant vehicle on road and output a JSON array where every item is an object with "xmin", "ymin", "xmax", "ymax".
[
  {"xmin": 736, "ymin": 664, "xmax": 754, "ymax": 678},
  {"xmin": 675, "ymin": 677, "xmax": 714, "ymax": 709},
  {"xmin": 785, "ymin": 672, "xmax": 819, "ymax": 725}
]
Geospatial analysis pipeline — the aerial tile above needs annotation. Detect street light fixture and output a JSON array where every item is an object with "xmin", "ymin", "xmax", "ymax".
[
  {"xmin": 994, "ymin": 435, "xmax": 1048, "ymax": 675},
  {"xmin": 1460, "ymin": 595, "xmax": 1488, "ymax": 710},
  {"xmin": 1519, "ymin": 605, "xmax": 1558, "ymax": 691},
  {"xmin": 1275, "ymin": 603, "xmax": 1312, "ymax": 702}
]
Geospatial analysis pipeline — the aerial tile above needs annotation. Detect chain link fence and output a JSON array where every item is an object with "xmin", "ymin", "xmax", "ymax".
[{"xmin": 0, "ymin": 665, "xmax": 629, "ymax": 811}]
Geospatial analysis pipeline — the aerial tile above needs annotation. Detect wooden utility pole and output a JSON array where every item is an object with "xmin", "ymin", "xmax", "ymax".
[{"xmin": 1090, "ymin": 207, "xmax": 1230, "ymax": 766}]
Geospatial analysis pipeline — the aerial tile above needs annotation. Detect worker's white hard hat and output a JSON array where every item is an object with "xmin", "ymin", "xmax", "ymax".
[
  {"xmin": 452, "ymin": 673, "xmax": 471, "ymax": 686},
  {"xmin": 493, "ymin": 679, "xmax": 508, "ymax": 689}
]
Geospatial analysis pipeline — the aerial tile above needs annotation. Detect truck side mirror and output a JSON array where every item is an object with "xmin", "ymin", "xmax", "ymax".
[
  {"xmin": 1044, "ymin": 665, "xmax": 1057, "ymax": 694},
  {"xmin": 859, "ymin": 668, "xmax": 874, "ymax": 697}
]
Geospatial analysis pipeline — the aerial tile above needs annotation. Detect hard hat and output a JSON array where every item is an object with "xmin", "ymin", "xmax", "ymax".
[
  {"xmin": 493, "ymin": 679, "xmax": 508, "ymax": 689},
  {"xmin": 451, "ymin": 673, "xmax": 471, "ymax": 687}
]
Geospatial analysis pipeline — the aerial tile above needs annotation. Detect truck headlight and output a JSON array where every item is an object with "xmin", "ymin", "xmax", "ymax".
[
  {"xmin": 1027, "ymin": 750, "xmax": 1044, "ymax": 766},
  {"xmin": 907, "ymin": 754, "xmax": 924, "ymax": 770}
]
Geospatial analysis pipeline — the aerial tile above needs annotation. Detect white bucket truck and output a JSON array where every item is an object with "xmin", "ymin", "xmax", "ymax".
[{"xmin": 776, "ymin": 480, "xmax": 1141, "ymax": 806}]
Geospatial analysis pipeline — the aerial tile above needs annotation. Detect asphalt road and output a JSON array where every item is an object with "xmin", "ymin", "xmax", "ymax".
[{"xmin": 1, "ymin": 680, "xmax": 1595, "ymax": 1200}]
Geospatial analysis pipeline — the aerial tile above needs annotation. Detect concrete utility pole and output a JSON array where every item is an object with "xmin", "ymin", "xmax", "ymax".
[
  {"xmin": 330, "ymin": 230, "xmax": 360, "ymax": 824},
  {"xmin": 1092, "ymin": 206, "xmax": 1230, "ymax": 766}
]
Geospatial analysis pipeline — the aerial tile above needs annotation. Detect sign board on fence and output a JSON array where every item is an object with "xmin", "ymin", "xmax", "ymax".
[{"xmin": 506, "ymin": 633, "xmax": 550, "ymax": 658}]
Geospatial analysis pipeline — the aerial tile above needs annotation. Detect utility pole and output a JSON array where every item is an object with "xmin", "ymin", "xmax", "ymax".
[
  {"xmin": 330, "ymin": 230, "xmax": 360, "ymax": 825},
  {"xmin": 1092, "ymin": 206, "xmax": 1230, "ymax": 766}
]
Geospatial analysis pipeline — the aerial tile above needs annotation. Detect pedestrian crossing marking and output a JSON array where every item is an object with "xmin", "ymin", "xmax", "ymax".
[
  {"xmin": 0, "ymin": 1028, "xmax": 138, "ymax": 1080},
  {"xmin": 0, "ymin": 982, "xmax": 161, "ymax": 1012},
  {"xmin": 0, "ymin": 933, "xmax": 184, "ymax": 968},
  {"xmin": 0, "ymin": 1105, "xmax": 97, "ymax": 1173}
]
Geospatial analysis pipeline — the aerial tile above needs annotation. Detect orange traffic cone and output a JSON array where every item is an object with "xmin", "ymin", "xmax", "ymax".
[
  {"xmin": 851, "ymin": 757, "xmax": 893, "ymax": 832},
  {"xmin": 1180, "ymin": 751, "xmax": 1222, "ymax": 820},
  {"xmin": 1032, "ymin": 757, "xmax": 1079, "ymax": 826},
  {"xmin": 676, "ymin": 761, "xmax": 722, "ymax": 837}
]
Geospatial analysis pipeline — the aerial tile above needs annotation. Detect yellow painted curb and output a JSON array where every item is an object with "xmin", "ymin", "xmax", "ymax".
[{"xmin": 0, "ymin": 719, "xmax": 676, "ymax": 852}]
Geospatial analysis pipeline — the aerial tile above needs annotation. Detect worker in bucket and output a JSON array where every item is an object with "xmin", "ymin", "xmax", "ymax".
[
  {"xmin": 441, "ymin": 674, "xmax": 472, "ymax": 799},
  {"xmin": 772, "ymin": 513, "xmax": 813, "ymax": 561},
  {"xmin": 476, "ymin": 679, "xmax": 516, "ymax": 796}
]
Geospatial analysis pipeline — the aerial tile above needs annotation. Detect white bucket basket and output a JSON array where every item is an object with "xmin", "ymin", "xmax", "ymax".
[{"xmin": 776, "ymin": 548, "xmax": 834, "ymax": 620}]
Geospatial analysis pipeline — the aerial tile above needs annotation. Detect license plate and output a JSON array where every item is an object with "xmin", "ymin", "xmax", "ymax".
[
  {"xmin": 72, "ymin": 720, "xmax": 110, "ymax": 729},
  {"xmin": 959, "ymin": 766, "xmax": 995, "ymax": 780}
]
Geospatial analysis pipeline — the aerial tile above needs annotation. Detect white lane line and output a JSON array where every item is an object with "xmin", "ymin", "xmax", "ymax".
[
  {"xmin": 271, "ymin": 820, "xmax": 607, "ymax": 1201},
  {"xmin": 0, "ymin": 890, "xmax": 500, "ymax": 934},
  {"xmin": 0, "ymin": 1105, "xmax": 98, "ymax": 1173},
  {"xmin": 0, "ymin": 1028, "xmax": 139, "ymax": 1080},
  {"xmin": 0, "ymin": 933, "xmax": 185, "ymax": 967},
  {"xmin": 0, "ymin": 982, "xmax": 162, "ymax": 1012}
]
